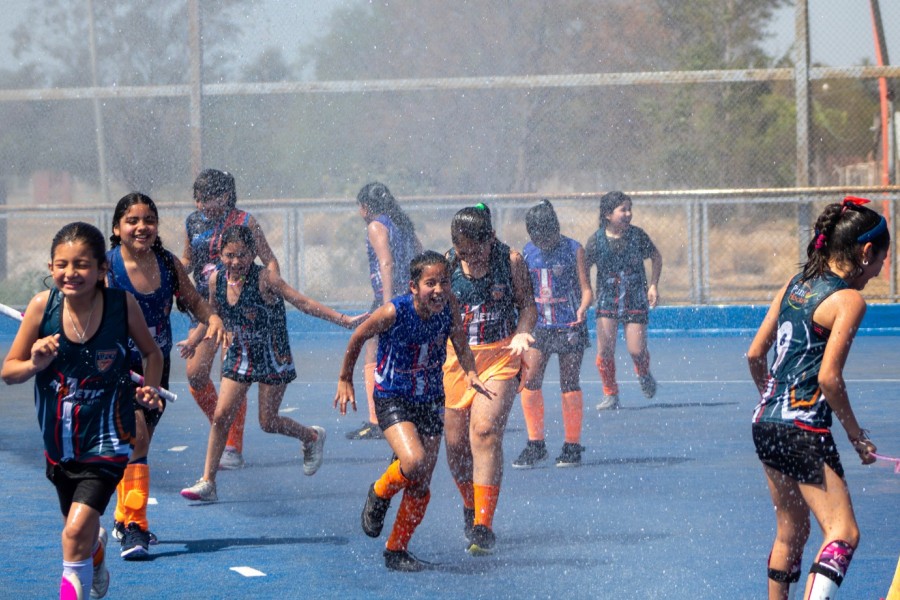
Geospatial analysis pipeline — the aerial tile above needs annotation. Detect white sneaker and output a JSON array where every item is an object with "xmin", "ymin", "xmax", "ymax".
[
  {"xmin": 303, "ymin": 426, "xmax": 326, "ymax": 476},
  {"xmin": 596, "ymin": 394, "xmax": 620, "ymax": 411},
  {"xmin": 180, "ymin": 478, "xmax": 218, "ymax": 502},
  {"xmin": 89, "ymin": 527, "xmax": 109, "ymax": 598},
  {"xmin": 218, "ymin": 447, "xmax": 244, "ymax": 470}
]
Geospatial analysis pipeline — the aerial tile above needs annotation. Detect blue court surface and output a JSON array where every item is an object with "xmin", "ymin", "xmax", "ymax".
[{"xmin": 1, "ymin": 315, "xmax": 898, "ymax": 598}]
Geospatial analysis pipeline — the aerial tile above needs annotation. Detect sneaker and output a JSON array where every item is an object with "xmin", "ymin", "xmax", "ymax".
[
  {"xmin": 180, "ymin": 478, "xmax": 218, "ymax": 502},
  {"xmin": 113, "ymin": 521, "xmax": 157, "ymax": 545},
  {"xmin": 218, "ymin": 447, "xmax": 244, "ymax": 470},
  {"xmin": 512, "ymin": 440, "xmax": 548, "ymax": 469},
  {"xmin": 361, "ymin": 483, "xmax": 391, "ymax": 538},
  {"xmin": 345, "ymin": 421, "xmax": 384, "ymax": 440},
  {"xmin": 120, "ymin": 523, "xmax": 150, "ymax": 561},
  {"xmin": 467, "ymin": 524, "xmax": 496, "ymax": 555},
  {"xmin": 61, "ymin": 572, "xmax": 84, "ymax": 600},
  {"xmin": 596, "ymin": 394, "xmax": 620, "ymax": 411},
  {"xmin": 89, "ymin": 527, "xmax": 109, "ymax": 598},
  {"xmin": 302, "ymin": 426, "xmax": 326, "ymax": 476},
  {"xmin": 383, "ymin": 548, "xmax": 430, "ymax": 572},
  {"xmin": 463, "ymin": 507, "xmax": 475, "ymax": 542},
  {"xmin": 555, "ymin": 443, "xmax": 584, "ymax": 467},
  {"xmin": 639, "ymin": 374, "xmax": 657, "ymax": 398}
]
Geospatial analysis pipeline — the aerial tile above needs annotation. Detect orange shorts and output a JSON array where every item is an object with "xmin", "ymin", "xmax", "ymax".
[{"xmin": 443, "ymin": 337, "xmax": 522, "ymax": 410}]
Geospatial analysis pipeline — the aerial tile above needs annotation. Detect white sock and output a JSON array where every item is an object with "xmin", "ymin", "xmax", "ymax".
[{"xmin": 62, "ymin": 557, "xmax": 92, "ymax": 598}]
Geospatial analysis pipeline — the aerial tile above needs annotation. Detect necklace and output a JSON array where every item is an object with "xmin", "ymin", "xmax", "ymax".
[
  {"xmin": 65, "ymin": 294, "xmax": 98, "ymax": 343},
  {"xmin": 225, "ymin": 270, "xmax": 245, "ymax": 287}
]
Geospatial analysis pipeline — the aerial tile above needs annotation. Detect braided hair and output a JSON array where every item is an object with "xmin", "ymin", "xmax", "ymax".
[{"xmin": 802, "ymin": 197, "xmax": 890, "ymax": 282}]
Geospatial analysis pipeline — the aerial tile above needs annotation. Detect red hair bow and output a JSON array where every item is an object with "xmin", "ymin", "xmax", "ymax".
[{"xmin": 843, "ymin": 195, "xmax": 871, "ymax": 206}]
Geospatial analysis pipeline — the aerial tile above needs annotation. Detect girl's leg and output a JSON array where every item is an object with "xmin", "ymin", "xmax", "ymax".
[
  {"xmin": 799, "ymin": 465, "xmax": 861, "ymax": 599},
  {"xmin": 513, "ymin": 347, "xmax": 550, "ymax": 468},
  {"xmin": 346, "ymin": 339, "xmax": 383, "ymax": 439},
  {"xmin": 558, "ymin": 349, "xmax": 585, "ymax": 449},
  {"xmin": 187, "ymin": 335, "xmax": 246, "ymax": 456},
  {"xmin": 624, "ymin": 322, "xmax": 656, "ymax": 398},
  {"xmin": 201, "ymin": 378, "xmax": 251, "ymax": 483},
  {"xmin": 763, "ymin": 465, "xmax": 810, "ymax": 600},
  {"xmin": 469, "ymin": 377, "xmax": 518, "ymax": 540},
  {"xmin": 257, "ymin": 383, "xmax": 316, "ymax": 443},
  {"xmin": 61, "ymin": 502, "xmax": 102, "ymax": 596},
  {"xmin": 384, "ymin": 432, "xmax": 441, "ymax": 561},
  {"xmin": 114, "ymin": 410, "xmax": 154, "ymax": 557},
  {"xmin": 595, "ymin": 317, "xmax": 619, "ymax": 406},
  {"xmin": 444, "ymin": 406, "xmax": 475, "ymax": 526}
]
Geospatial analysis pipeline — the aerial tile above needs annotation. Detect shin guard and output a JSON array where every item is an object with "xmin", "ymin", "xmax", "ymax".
[{"xmin": 806, "ymin": 540, "xmax": 854, "ymax": 599}]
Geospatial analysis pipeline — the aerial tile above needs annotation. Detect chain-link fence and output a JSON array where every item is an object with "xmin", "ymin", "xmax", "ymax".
[{"xmin": 0, "ymin": 1, "xmax": 898, "ymax": 307}]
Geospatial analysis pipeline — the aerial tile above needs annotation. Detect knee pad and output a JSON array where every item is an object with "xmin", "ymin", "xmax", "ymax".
[
  {"xmin": 809, "ymin": 540, "xmax": 855, "ymax": 593},
  {"xmin": 768, "ymin": 553, "xmax": 801, "ymax": 585}
]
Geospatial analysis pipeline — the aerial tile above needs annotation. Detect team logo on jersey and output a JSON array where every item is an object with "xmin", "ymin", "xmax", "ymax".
[
  {"xmin": 95, "ymin": 349, "xmax": 118, "ymax": 373},
  {"xmin": 786, "ymin": 283, "xmax": 817, "ymax": 309}
]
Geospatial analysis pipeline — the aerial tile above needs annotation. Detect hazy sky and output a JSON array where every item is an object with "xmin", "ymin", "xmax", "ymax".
[{"xmin": 1, "ymin": 2, "xmax": 898, "ymax": 74}]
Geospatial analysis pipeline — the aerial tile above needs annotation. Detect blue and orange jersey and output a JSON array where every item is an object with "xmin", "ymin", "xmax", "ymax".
[
  {"xmin": 374, "ymin": 293, "xmax": 453, "ymax": 403},
  {"xmin": 752, "ymin": 271, "xmax": 849, "ymax": 430},
  {"xmin": 34, "ymin": 288, "xmax": 135, "ymax": 467},
  {"xmin": 449, "ymin": 240, "xmax": 518, "ymax": 346},
  {"xmin": 367, "ymin": 214, "xmax": 418, "ymax": 303},
  {"xmin": 185, "ymin": 207, "xmax": 251, "ymax": 297},
  {"xmin": 523, "ymin": 236, "xmax": 583, "ymax": 330}
]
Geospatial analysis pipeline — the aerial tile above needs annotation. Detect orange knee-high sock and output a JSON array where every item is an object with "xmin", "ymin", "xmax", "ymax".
[
  {"xmin": 633, "ymin": 351, "xmax": 651, "ymax": 377},
  {"xmin": 386, "ymin": 490, "xmax": 430, "ymax": 552},
  {"xmin": 561, "ymin": 391, "xmax": 583, "ymax": 444},
  {"xmin": 189, "ymin": 381, "xmax": 218, "ymax": 421},
  {"xmin": 364, "ymin": 362, "xmax": 377, "ymax": 425},
  {"xmin": 92, "ymin": 536, "xmax": 105, "ymax": 568},
  {"xmin": 596, "ymin": 356, "xmax": 618, "ymax": 395},
  {"xmin": 119, "ymin": 463, "xmax": 150, "ymax": 530},
  {"xmin": 473, "ymin": 484, "xmax": 500, "ymax": 529},
  {"xmin": 520, "ymin": 389, "xmax": 545, "ymax": 441},
  {"xmin": 456, "ymin": 480, "xmax": 475, "ymax": 510},
  {"xmin": 226, "ymin": 399, "xmax": 246, "ymax": 452},
  {"xmin": 373, "ymin": 459, "xmax": 410, "ymax": 500},
  {"xmin": 114, "ymin": 474, "xmax": 127, "ymax": 525}
]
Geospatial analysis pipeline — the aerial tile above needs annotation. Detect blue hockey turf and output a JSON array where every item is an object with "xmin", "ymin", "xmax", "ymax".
[{"xmin": 1, "ymin": 330, "xmax": 898, "ymax": 598}]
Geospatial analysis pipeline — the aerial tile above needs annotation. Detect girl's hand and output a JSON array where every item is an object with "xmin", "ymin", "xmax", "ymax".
[
  {"xmin": 850, "ymin": 430, "xmax": 877, "ymax": 465},
  {"xmin": 334, "ymin": 379, "xmax": 357, "ymax": 415},
  {"xmin": 647, "ymin": 284, "xmax": 659, "ymax": 308},
  {"xmin": 465, "ymin": 372, "xmax": 494, "ymax": 398},
  {"xmin": 175, "ymin": 338, "xmax": 197, "ymax": 359},
  {"xmin": 135, "ymin": 386, "xmax": 164, "ymax": 412},
  {"xmin": 505, "ymin": 332, "xmax": 535, "ymax": 356},
  {"xmin": 204, "ymin": 314, "xmax": 227, "ymax": 347},
  {"xmin": 341, "ymin": 313, "xmax": 370, "ymax": 330},
  {"xmin": 30, "ymin": 334, "xmax": 60, "ymax": 371}
]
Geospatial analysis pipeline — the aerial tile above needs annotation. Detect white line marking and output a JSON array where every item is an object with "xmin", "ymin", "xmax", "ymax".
[
  {"xmin": 148, "ymin": 498, "xmax": 158, "ymax": 505},
  {"xmin": 279, "ymin": 407, "xmax": 299, "ymax": 413},
  {"xmin": 230, "ymin": 566, "xmax": 266, "ymax": 577},
  {"xmin": 168, "ymin": 446, "xmax": 188, "ymax": 452}
]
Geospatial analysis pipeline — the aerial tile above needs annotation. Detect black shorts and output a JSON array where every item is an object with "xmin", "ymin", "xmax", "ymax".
[
  {"xmin": 375, "ymin": 396, "xmax": 444, "ymax": 438},
  {"xmin": 532, "ymin": 325, "xmax": 589, "ymax": 355},
  {"xmin": 131, "ymin": 354, "xmax": 171, "ymax": 428},
  {"xmin": 46, "ymin": 460, "xmax": 125, "ymax": 517},
  {"xmin": 752, "ymin": 422, "xmax": 844, "ymax": 484}
]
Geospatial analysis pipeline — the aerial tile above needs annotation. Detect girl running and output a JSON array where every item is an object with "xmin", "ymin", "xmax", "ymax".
[
  {"xmin": 2, "ymin": 222, "xmax": 163, "ymax": 600},
  {"xmin": 748, "ymin": 196, "xmax": 885, "ymax": 600},
  {"xmin": 585, "ymin": 191, "xmax": 662, "ymax": 410},
  {"xmin": 443, "ymin": 204, "xmax": 536, "ymax": 554},
  {"xmin": 106, "ymin": 192, "xmax": 225, "ymax": 559},
  {"xmin": 180, "ymin": 225, "xmax": 365, "ymax": 502},
  {"xmin": 512, "ymin": 200, "xmax": 592, "ymax": 469},
  {"xmin": 345, "ymin": 182, "xmax": 422, "ymax": 441},
  {"xmin": 335, "ymin": 251, "xmax": 488, "ymax": 571},
  {"xmin": 182, "ymin": 169, "xmax": 280, "ymax": 470}
]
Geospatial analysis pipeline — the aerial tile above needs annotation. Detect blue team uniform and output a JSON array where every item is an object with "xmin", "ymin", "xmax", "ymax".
[
  {"xmin": 367, "ymin": 214, "xmax": 418, "ymax": 308},
  {"xmin": 185, "ymin": 208, "xmax": 251, "ymax": 298}
]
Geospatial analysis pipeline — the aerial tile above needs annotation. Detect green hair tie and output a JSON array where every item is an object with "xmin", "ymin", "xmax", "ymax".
[{"xmin": 474, "ymin": 203, "xmax": 486, "ymax": 211}]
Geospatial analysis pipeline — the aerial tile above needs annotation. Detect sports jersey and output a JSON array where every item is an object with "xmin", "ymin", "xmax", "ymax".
[
  {"xmin": 215, "ymin": 264, "xmax": 296, "ymax": 384},
  {"xmin": 752, "ymin": 271, "xmax": 850, "ymax": 430},
  {"xmin": 449, "ymin": 241, "xmax": 518, "ymax": 346},
  {"xmin": 585, "ymin": 225, "xmax": 656, "ymax": 319},
  {"xmin": 185, "ymin": 208, "xmax": 251, "ymax": 297},
  {"xmin": 374, "ymin": 293, "xmax": 453, "ymax": 403},
  {"xmin": 106, "ymin": 246, "xmax": 176, "ymax": 357},
  {"xmin": 367, "ymin": 214, "xmax": 418, "ymax": 304},
  {"xmin": 35, "ymin": 288, "xmax": 135, "ymax": 466},
  {"xmin": 523, "ymin": 236, "xmax": 583, "ymax": 330}
]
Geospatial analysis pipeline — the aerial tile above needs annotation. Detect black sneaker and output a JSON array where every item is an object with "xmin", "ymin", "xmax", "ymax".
[
  {"xmin": 511, "ymin": 440, "xmax": 548, "ymax": 469},
  {"xmin": 463, "ymin": 507, "xmax": 475, "ymax": 542},
  {"xmin": 114, "ymin": 520, "xmax": 158, "ymax": 545},
  {"xmin": 639, "ymin": 374, "xmax": 657, "ymax": 399},
  {"xmin": 555, "ymin": 443, "xmax": 584, "ymax": 468},
  {"xmin": 120, "ymin": 522, "xmax": 150, "ymax": 560},
  {"xmin": 361, "ymin": 483, "xmax": 391, "ymax": 538},
  {"xmin": 467, "ymin": 525, "xmax": 496, "ymax": 555},
  {"xmin": 345, "ymin": 422, "xmax": 384, "ymax": 440},
  {"xmin": 383, "ymin": 548, "xmax": 430, "ymax": 572}
]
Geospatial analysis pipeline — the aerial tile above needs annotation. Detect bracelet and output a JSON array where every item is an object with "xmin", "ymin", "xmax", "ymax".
[{"xmin": 849, "ymin": 429, "xmax": 871, "ymax": 445}]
